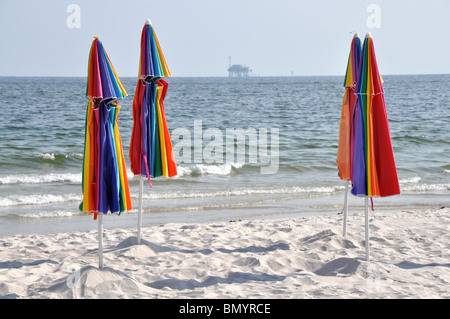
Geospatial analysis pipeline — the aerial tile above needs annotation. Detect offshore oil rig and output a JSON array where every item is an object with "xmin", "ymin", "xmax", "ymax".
[{"xmin": 228, "ymin": 56, "xmax": 251, "ymax": 77}]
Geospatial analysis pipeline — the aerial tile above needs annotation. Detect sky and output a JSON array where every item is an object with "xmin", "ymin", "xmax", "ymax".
[{"xmin": 1, "ymin": 0, "xmax": 450, "ymax": 77}]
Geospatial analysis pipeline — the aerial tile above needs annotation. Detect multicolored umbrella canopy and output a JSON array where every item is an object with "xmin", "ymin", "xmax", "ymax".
[
  {"xmin": 81, "ymin": 37, "xmax": 132, "ymax": 220},
  {"xmin": 336, "ymin": 33, "xmax": 362, "ymax": 181},
  {"xmin": 129, "ymin": 20, "xmax": 177, "ymax": 185},
  {"xmin": 138, "ymin": 19, "xmax": 171, "ymax": 80},
  {"xmin": 351, "ymin": 33, "xmax": 400, "ymax": 198}
]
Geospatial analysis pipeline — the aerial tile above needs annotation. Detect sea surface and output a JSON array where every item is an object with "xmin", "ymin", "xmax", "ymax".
[{"xmin": 0, "ymin": 75, "xmax": 449, "ymax": 236}]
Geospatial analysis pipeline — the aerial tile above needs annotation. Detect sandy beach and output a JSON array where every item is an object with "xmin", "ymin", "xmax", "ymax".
[{"xmin": 0, "ymin": 207, "xmax": 448, "ymax": 299}]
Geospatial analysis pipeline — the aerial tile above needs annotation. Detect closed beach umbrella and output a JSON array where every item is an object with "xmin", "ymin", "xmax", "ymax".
[
  {"xmin": 337, "ymin": 33, "xmax": 362, "ymax": 236},
  {"xmin": 81, "ymin": 37, "xmax": 132, "ymax": 267},
  {"xmin": 129, "ymin": 19, "xmax": 177, "ymax": 244},
  {"xmin": 352, "ymin": 33, "xmax": 400, "ymax": 261}
]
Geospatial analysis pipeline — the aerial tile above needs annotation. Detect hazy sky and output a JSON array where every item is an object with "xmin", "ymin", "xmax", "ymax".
[{"xmin": 1, "ymin": 0, "xmax": 449, "ymax": 77}]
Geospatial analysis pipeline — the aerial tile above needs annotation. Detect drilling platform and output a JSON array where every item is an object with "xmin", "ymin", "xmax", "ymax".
[{"xmin": 228, "ymin": 56, "xmax": 251, "ymax": 77}]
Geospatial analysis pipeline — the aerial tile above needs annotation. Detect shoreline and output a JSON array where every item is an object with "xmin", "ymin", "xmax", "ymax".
[
  {"xmin": 1, "ymin": 207, "xmax": 448, "ymax": 299},
  {"xmin": 2, "ymin": 196, "xmax": 446, "ymax": 237}
]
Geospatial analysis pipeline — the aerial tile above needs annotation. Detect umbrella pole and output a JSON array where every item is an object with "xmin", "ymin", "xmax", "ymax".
[
  {"xmin": 98, "ymin": 213, "xmax": 104, "ymax": 268},
  {"xmin": 343, "ymin": 180, "xmax": 350, "ymax": 237},
  {"xmin": 137, "ymin": 175, "xmax": 143, "ymax": 244},
  {"xmin": 365, "ymin": 197, "xmax": 370, "ymax": 262}
]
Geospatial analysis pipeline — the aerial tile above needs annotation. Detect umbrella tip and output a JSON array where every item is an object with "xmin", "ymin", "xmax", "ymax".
[
  {"xmin": 353, "ymin": 32, "xmax": 359, "ymax": 38},
  {"xmin": 365, "ymin": 32, "xmax": 372, "ymax": 38},
  {"xmin": 145, "ymin": 19, "xmax": 152, "ymax": 25}
]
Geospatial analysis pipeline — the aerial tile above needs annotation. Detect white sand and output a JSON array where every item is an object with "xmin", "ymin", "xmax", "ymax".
[{"xmin": 0, "ymin": 208, "xmax": 449, "ymax": 299}]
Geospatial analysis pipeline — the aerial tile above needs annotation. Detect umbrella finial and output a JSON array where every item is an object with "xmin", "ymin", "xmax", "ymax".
[
  {"xmin": 365, "ymin": 32, "xmax": 372, "ymax": 39},
  {"xmin": 353, "ymin": 32, "xmax": 360, "ymax": 38},
  {"xmin": 145, "ymin": 19, "xmax": 152, "ymax": 25}
]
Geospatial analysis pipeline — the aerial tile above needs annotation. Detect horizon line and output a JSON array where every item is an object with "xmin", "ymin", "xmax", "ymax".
[{"xmin": 1, "ymin": 72, "xmax": 449, "ymax": 78}]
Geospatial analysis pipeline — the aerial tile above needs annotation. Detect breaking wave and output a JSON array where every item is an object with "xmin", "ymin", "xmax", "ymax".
[
  {"xmin": 175, "ymin": 162, "xmax": 245, "ymax": 177},
  {"xmin": 0, "ymin": 173, "xmax": 82, "ymax": 185},
  {"xmin": 399, "ymin": 176, "xmax": 449, "ymax": 192},
  {"xmin": 0, "ymin": 193, "xmax": 82, "ymax": 207},
  {"xmin": 141, "ymin": 185, "xmax": 345, "ymax": 200}
]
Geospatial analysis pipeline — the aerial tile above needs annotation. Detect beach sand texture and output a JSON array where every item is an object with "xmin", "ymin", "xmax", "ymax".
[{"xmin": 0, "ymin": 208, "xmax": 449, "ymax": 299}]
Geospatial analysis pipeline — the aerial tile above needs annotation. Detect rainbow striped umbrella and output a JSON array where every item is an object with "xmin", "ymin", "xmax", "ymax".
[
  {"xmin": 81, "ymin": 37, "xmax": 132, "ymax": 267},
  {"xmin": 352, "ymin": 33, "xmax": 400, "ymax": 198},
  {"xmin": 337, "ymin": 33, "xmax": 362, "ymax": 236},
  {"xmin": 352, "ymin": 33, "xmax": 400, "ymax": 261},
  {"xmin": 129, "ymin": 19, "xmax": 177, "ymax": 244}
]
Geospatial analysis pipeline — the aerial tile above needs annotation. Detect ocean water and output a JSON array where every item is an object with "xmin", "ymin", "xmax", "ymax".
[{"xmin": 0, "ymin": 75, "xmax": 449, "ymax": 236}]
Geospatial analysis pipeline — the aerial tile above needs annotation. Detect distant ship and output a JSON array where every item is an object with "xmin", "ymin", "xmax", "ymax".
[{"xmin": 228, "ymin": 56, "xmax": 251, "ymax": 77}]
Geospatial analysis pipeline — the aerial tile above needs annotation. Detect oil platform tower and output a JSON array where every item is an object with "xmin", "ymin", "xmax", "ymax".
[{"xmin": 228, "ymin": 56, "xmax": 251, "ymax": 77}]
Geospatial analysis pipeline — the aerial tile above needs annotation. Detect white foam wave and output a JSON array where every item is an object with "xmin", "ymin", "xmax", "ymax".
[
  {"xmin": 16, "ymin": 210, "xmax": 80, "ymax": 219},
  {"xmin": 398, "ymin": 176, "xmax": 449, "ymax": 192},
  {"xmin": 400, "ymin": 183, "xmax": 450, "ymax": 192},
  {"xmin": 142, "ymin": 185, "xmax": 344, "ymax": 200},
  {"xmin": 175, "ymin": 163, "xmax": 245, "ymax": 177},
  {"xmin": 399, "ymin": 176, "xmax": 421, "ymax": 184},
  {"xmin": 34, "ymin": 153, "xmax": 83, "ymax": 160},
  {"xmin": 2, "ymin": 163, "xmax": 244, "ymax": 186},
  {"xmin": 0, "ymin": 173, "xmax": 82, "ymax": 185},
  {"xmin": 0, "ymin": 194, "xmax": 82, "ymax": 207},
  {"xmin": 36, "ymin": 153, "xmax": 55, "ymax": 160}
]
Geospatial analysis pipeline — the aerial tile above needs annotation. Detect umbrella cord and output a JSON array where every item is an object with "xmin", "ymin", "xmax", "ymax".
[{"xmin": 141, "ymin": 152, "xmax": 153, "ymax": 188}]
